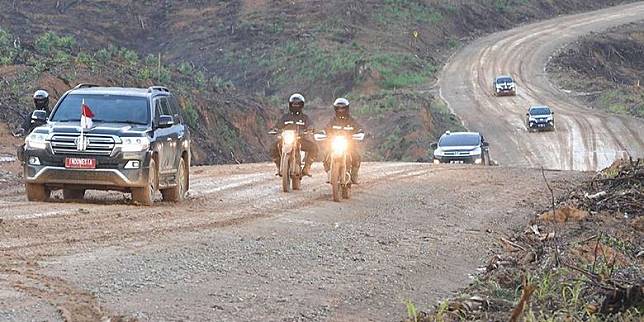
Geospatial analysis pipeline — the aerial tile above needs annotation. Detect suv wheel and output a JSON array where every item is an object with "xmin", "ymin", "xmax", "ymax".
[
  {"xmin": 161, "ymin": 157, "xmax": 188, "ymax": 202},
  {"xmin": 63, "ymin": 189, "xmax": 86, "ymax": 200},
  {"xmin": 132, "ymin": 158, "xmax": 157, "ymax": 206},
  {"xmin": 26, "ymin": 183, "xmax": 50, "ymax": 202}
]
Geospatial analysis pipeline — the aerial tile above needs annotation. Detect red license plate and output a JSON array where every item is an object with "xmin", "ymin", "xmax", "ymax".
[{"xmin": 65, "ymin": 158, "xmax": 96, "ymax": 169}]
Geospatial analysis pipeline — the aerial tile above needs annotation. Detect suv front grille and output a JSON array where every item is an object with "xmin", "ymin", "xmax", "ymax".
[
  {"xmin": 444, "ymin": 151, "xmax": 471, "ymax": 156},
  {"xmin": 50, "ymin": 134, "xmax": 116, "ymax": 156}
]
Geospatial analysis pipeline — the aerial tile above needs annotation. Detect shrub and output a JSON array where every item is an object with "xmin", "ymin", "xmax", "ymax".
[{"xmin": 35, "ymin": 32, "xmax": 75, "ymax": 55}]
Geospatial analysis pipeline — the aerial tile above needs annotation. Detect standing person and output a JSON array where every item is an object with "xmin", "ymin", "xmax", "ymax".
[
  {"xmin": 323, "ymin": 98, "xmax": 364, "ymax": 184},
  {"xmin": 13, "ymin": 90, "xmax": 50, "ymax": 137},
  {"xmin": 270, "ymin": 93, "xmax": 319, "ymax": 176}
]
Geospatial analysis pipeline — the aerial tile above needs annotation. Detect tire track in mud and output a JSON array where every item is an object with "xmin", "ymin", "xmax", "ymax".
[
  {"xmin": 439, "ymin": 2, "xmax": 644, "ymax": 171},
  {"xmin": 0, "ymin": 163, "xmax": 431, "ymax": 256},
  {"xmin": 0, "ymin": 259, "xmax": 122, "ymax": 322}
]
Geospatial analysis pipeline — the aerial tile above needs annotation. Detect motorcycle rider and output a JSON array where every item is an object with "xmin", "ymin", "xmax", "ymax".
[
  {"xmin": 13, "ymin": 90, "xmax": 50, "ymax": 137},
  {"xmin": 270, "ymin": 93, "xmax": 319, "ymax": 176},
  {"xmin": 323, "ymin": 98, "xmax": 364, "ymax": 184}
]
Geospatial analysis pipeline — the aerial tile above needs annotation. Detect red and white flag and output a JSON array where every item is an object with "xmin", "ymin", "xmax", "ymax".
[{"xmin": 80, "ymin": 100, "xmax": 94, "ymax": 129}]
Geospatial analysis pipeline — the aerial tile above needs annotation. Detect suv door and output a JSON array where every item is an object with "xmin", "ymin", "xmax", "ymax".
[
  {"xmin": 167, "ymin": 95, "xmax": 188, "ymax": 169},
  {"xmin": 153, "ymin": 97, "xmax": 175, "ymax": 174}
]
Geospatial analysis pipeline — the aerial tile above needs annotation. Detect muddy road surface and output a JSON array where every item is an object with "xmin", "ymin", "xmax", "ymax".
[
  {"xmin": 0, "ymin": 162, "xmax": 587, "ymax": 321},
  {"xmin": 439, "ymin": 2, "xmax": 644, "ymax": 171}
]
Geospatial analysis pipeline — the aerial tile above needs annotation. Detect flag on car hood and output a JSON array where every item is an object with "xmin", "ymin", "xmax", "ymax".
[{"xmin": 80, "ymin": 100, "xmax": 94, "ymax": 129}]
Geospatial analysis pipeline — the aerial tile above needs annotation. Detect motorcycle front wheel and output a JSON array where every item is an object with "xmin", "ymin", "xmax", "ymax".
[
  {"xmin": 281, "ymin": 153, "xmax": 290, "ymax": 193},
  {"xmin": 330, "ymin": 163, "xmax": 342, "ymax": 202},
  {"xmin": 341, "ymin": 183, "xmax": 351, "ymax": 199},
  {"xmin": 292, "ymin": 176, "xmax": 301, "ymax": 190}
]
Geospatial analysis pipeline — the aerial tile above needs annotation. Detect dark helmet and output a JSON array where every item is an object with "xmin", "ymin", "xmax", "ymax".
[
  {"xmin": 288, "ymin": 93, "xmax": 305, "ymax": 114},
  {"xmin": 333, "ymin": 97, "xmax": 350, "ymax": 118},
  {"xmin": 33, "ymin": 90, "xmax": 49, "ymax": 110}
]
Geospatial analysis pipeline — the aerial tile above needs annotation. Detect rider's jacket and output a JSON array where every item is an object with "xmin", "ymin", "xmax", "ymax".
[
  {"xmin": 324, "ymin": 115, "xmax": 363, "ymax": 135},
  {"xmin": 278, "ymin": 112, "xmax": 313, "ymax": 132}
]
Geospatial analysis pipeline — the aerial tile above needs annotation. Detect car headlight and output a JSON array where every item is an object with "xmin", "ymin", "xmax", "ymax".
[
  {"xmin": 282, "ymin": 130, "xmax": 296, "ymax": 145},
  {"xmin": 332, "ymin": 136, "xmax": 348, "ymax": 154},
  {"xmin": 470, "ymin": 147, "xmax": 482, "ymax": 156},
  {"xmin": 433, "ymin": 149, "xmax": 445, "ymax": 157},
  {"xmin": 120, "ymin": 137, "xmax": 150, "ymax": 152},
  {"xmin": 25, "ymin": 133, "xmax": 47, "ymax": 150}
]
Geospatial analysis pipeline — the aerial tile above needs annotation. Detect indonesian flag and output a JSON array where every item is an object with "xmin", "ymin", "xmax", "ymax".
[{"xmin": 80, "ymin": 100, "xmax": 94, "ymax": 129}]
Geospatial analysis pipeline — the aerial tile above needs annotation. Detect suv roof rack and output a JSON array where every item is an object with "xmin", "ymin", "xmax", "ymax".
[
  {"xmin": 73, "ymin": 83, "xmax": 101, "ymax": 89},
  {"xmin": 148, "ymin": 86, "xmax": 170, "ymax": 93}
]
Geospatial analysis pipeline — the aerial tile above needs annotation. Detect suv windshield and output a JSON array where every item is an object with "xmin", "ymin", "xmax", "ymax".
[
  {"xmin": 51, "ymin": 94, "xmax": 150, "ymax": 125},
  {"xmin": 496, "ymin": 77, "xmax": 513, "ymax": 84},
  {"xmin": 530, "ymin": 107, "xmax": 551, "ymax": 116},
  {"xmin": 439, "ymin": 134, "xmax": 481, "ymax": 147}
]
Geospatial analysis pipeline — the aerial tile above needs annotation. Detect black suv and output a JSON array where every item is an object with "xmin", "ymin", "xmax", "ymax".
[
  {"xmin": 525, "ymin": 105, "xmax": 555, "ymax": 132},
  {"xmin": 21, "ymin": 85, "xmax": 190, "ymax": 205}
]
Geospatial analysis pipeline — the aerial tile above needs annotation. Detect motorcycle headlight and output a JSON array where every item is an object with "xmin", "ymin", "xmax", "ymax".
[
  {"xmin": 332, "ymin": 136, "xmax": 348, "ymax": 154},
  {"xmin": 120, "ymin": 137, "xmax": 150, "ymax": 152},
  {"xmin": 282, "ymin": 130, "xmax": 296, "ymax": 145},
  {"xmin": 25, "ymin": 133, "xmax": 47, "ymax": 150}
]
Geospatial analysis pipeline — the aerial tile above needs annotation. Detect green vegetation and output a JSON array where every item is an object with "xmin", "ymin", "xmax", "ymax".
[
  {"xmin": 268, "ymin": 41, "xmax": 363, "ymax": 84},
  {"xmin": 0, "ymin": 28, "xmax": 247, "ymax": 145},
  {"xmin": 598, "ymin": 88, "xmax": 644, "ymax": 118},
  {"xmin": 371, "ymin": 53, "xmax": 437, "ymax": 89},
  {"xmin": 493, "ymin": 0, "xmax": 530, "ymax": 13},
  {"xmin": 0, "ymin": 27, "xmax": 20, "ymax": 65},
  {"xmin": 375, "ymin": 0, "xmax": 444, "ymax": 26}
]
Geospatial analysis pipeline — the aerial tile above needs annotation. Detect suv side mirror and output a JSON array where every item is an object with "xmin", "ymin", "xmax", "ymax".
[
  {"xmin": 157, "ymin": 115, "xmax": 174, "ymax": 128},
  {"xmin": 430, "ymin": 142, "xmax": 438, "ymax": 149},
  {"xmin": 31, "ymin": 110, "xmax": 47, "ymax": 123},
  {"xmin": 551, "ymin": 111, "xmax": 555, "ymax": 115},
  {"xmin": 525, "ymin": 113, "xmax": 530, "ymax": 116}
]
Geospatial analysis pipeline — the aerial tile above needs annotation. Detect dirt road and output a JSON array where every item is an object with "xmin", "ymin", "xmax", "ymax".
[
  {"xmin": 439, "ymin": 2, "xmax": 644, "ymax": 171},
  {"xmin": 0, "ymin": 162, "xmax": 586, "ymax": 321}
]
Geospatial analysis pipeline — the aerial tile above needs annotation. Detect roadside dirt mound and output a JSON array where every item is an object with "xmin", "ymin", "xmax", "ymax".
[
  {"xmin": 548, "ymin": 21, "xmax": 644, "ymax": 117},
  {"xmin": 408, "ymin": 159, "xmax": 644, "ymax": 321}
]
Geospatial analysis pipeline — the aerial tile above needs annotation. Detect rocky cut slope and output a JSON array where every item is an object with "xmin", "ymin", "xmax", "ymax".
[{"xmin": 548, "ymin": 21, "xmax": 644, "ymax": 118}]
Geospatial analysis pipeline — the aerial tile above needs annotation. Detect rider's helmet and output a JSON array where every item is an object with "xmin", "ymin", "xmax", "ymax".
[
  {"xmin": 33, "ymin": 90, "xmax": 50, "ymax": 111},
  {"xmin": 288, "ymin": 93, "xmax": 305, "ymax": 114},
  {"xmin": 333, "ymin": 97, "xmax": 350, "ymax": 118}
]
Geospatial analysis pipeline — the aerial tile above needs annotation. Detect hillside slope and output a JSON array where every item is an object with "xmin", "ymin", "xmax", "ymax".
[{"xmin": 0, "ymin": 0, "xmax": 635, "ymax": 164}]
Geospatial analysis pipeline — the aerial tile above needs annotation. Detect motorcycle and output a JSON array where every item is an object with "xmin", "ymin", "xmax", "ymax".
[
  {"xmin": 315, "ymin": 126, "xmax": 364, "ymax": 202},
  {"xmin": 269, "ymin": 121, "xmax": 311, "ymax": 192}
]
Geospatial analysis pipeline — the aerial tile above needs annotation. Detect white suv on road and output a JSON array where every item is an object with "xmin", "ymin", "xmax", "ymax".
[
  {"xmin": 431, "ymin": 131, "xmax": 491, "ymax": 165},
  {"xmin": 493, "ymin": 75, "xmax": 517, "ymax": 96}
]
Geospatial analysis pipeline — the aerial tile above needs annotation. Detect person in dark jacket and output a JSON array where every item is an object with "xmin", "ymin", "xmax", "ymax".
[
  {"xmin": 270, "ymin": 93, "xmax": 318, "ymax": 176},
  {"xmin": 323, "ymin": 98, "xmax": 364, "ymax": 184},
  {"xmin": 14, "ymin": 90, "xmax": 50, "ymax": 137}
]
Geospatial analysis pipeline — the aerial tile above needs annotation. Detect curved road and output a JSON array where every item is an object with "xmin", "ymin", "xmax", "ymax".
[{"xmin": 439, "ymin": 2, "xmax": 644, "ymax": 171}]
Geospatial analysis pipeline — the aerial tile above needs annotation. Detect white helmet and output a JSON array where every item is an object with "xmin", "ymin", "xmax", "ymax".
[
  {"xmin": 289, "ymin": 93, "xmax": 305, "ymax": 104},
  {"xmin": 333, "ymin": 97, "xmax": 349, "ymax": 108},
  {"xmin": 288, "ymin": 93, "xmax": 305, "ymax": 113}
]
